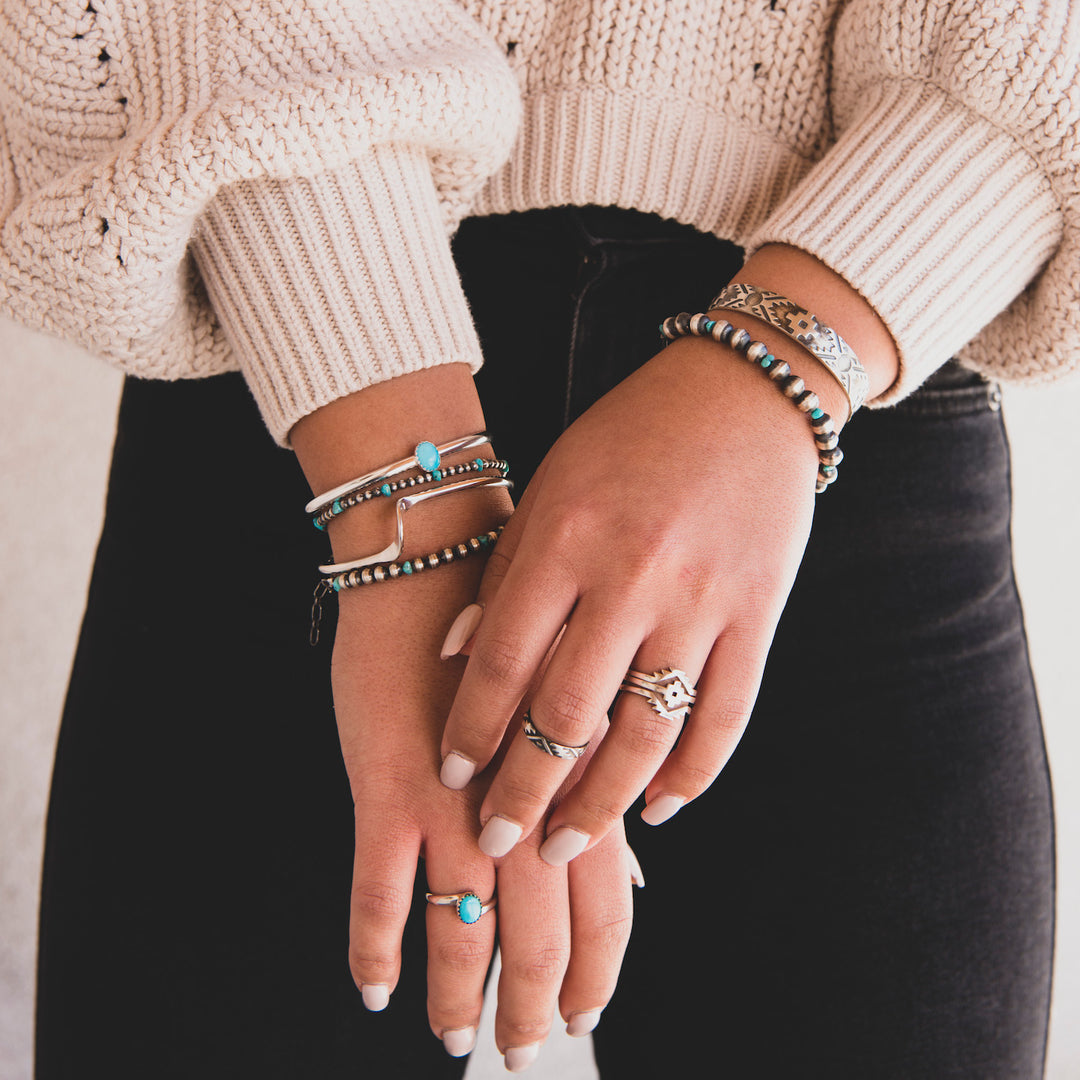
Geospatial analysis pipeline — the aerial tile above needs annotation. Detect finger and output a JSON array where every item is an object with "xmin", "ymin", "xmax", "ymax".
[
  {"xmin": 640, "ymin": 623, "xmax": 769, "ymax": 825},
  {"xmin": 537, "ymin": 635, "xmax": 712, "ymax": 864},
  {"xmin": 494, "ymin": 834, "xmax": 572, "ymax": 1073},
  {"xmin": 349, "ymin": 809, "xmax": 422, "ymax": 1012},
  {"xmin": 439, "ymin": 520, "xmax": 579, "ymax": 789},
  {"xmin": 560, "ymin": 825, "xmax": 634, "ymax": 1038},
  {"xmin": 424, "ymin": 843, "xmax": 498, "ymax": 1058},
  {"xmin": 475, "ymin": 595, "xmax": 643, "ymax": 857},
  {"xmin": 438, "ymin": 457, "xmax": 551, "ymax": 662}
]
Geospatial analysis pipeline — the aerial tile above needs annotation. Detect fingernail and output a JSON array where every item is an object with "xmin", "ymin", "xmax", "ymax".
[
  {"xmin": 361, "ymin": 984, "xmax": 390, "ymax": 1011},
  {"xmin": 479, "ymin": 815, "xmax": 524, "ymax": 858},
  {"xmin": 539, "ymin": 827, "xmax": 589, "ymax": 867},
  {"xmin": 442, "ymin": 1026, "xmax": 476, "ymax": 1057},
  {"xmin": 627, "ymin": 845, "xmax": 646, "ymax": 888},
  {"xmin": 641, "ymin": 794, "xmax": 685, "ymax": 826},
  {"xmin": 440, "ymin": 602, "xmax": 484, "ymax": 659},
  {"xmin": 504, "ymin": 1044, "xmax": 540, "ymax": 1072},
  {"xmin": 566, "ymin": 1008, "xmax": 603, "ymax": 1037},
  {"xmin": 440, "ymin": 752, "xmax": 476, "ymax": 790}
]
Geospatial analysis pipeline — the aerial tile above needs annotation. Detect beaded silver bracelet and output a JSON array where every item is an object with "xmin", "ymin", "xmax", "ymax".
[
  {"xmin": 312, "ymin": 457, "xmax": 510, "ymax": 530},
  {"xmin": 660, "ymin": 312, "xmax": 842, "ymax": 494},
  {"xmin": 304, "ymin": 434, "xmax": 491, "ymax": 518},
  {"xmin": 317, "ymin": 475, "xmax": 513, "ymax": 574},
  {"xmin": 309, "ymin": 527, "xmax": 503, "ymax": 645},
  {"xmin": 708, "ymin": 283, "xmax": 869, "ymax": 423}
]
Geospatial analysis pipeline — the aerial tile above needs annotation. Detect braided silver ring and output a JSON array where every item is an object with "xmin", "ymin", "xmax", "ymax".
[
  {"xmin": 619, "ymin": 668, "xmax": 697, "ymax": 723},
  {"xmin": 522, "ymin": 713, "xmax": 589, "ymax": 760}
]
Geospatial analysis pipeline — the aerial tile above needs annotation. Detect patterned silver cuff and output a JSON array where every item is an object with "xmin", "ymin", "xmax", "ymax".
[{"xmin": 708, "ymin": 283, "xmax": 869, "ymax": 420}]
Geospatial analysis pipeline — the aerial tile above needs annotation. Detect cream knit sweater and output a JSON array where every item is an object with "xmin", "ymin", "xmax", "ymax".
[{"xmin": 0, "ymin": 0, "xmax": 1076, "ymax": 443}]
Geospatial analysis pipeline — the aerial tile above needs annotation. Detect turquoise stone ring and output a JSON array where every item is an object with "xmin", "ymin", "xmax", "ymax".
[
  {"xmin": 415, "ymin": 440, "xmax": 440, "ymax": 472},
  {"xmin": 425, "ymin": 889, "xmax": 497, "ymax": 925}
]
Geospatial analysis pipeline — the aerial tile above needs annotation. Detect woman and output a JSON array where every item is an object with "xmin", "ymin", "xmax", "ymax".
[{"xmin": 2, "ymin": 0, "xmax": 1073, "ymax": 1075}]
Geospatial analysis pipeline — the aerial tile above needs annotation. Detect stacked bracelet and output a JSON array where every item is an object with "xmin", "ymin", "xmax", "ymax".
[
  {"xmin": 317, "ymin": 475, "xmax": 513, "ymax": 574},
  {"xmin": 309, "ymin": 528, "xmax": 503, "ymax": 645},
  {"xmin": 305, "ymin": 434, "xmax": 492, "ymax": 518},
  {"xmin": 707, "ymin": 283, "xmax": 868, "ymax": 422},
  {"xmin": 660, "ymin": 312, "xmax": 842, "ymax": 494},
  {"xmin": 312, "ymin": 457, "xmax": 510, "ymax": 530}
]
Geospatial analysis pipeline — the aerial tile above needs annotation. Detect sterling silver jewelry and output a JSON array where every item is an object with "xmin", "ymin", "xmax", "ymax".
[
  {"xmin": 305, "ymin": 433, "xmax": 491, "ymax": 516},
  {"xmin": 317, "ymin": 476, "xmax": 512, "ymax": 574},
  {"xmin": 425, "ymin": 890, "xmax": 497, "ymax": 925},
  {"xmin": 708, "ymin": 283, "xmax": 869, "ymax": 422},
  {"xmin": 620, "ymin": 668, "xmax": 697, "ymax": 723},
  {"xmin": 522, "ymin": 713, "xmax": 589, "ymax": 760}
]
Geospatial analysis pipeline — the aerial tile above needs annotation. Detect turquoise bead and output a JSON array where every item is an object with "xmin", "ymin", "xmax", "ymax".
[
  {"xmin": 332, "ymin": 579, "xmax": 342, "ymax": 593},
  {"xmin": 332, "ymin": 499, "xmax": 342, "ymax": 515},
  {"xmin": 380, "ymin": 483, "xmax": 391, "ymax": 496},
  {"xmin": 474, "ymin": 457, "xmax": 484, "ymax": 468},
  {"xmin": 313, "ymin": 518, "xmax": 325, "ymax": 531},
  {"xmin": 457, "ymin": 894, "xmax": 482, "ymax": 924},
  {"xmin": 402, "ymin": 562, "xmax": 413, "ymax": 575},
  {"xmin": 811, "ymin": 408, "xmax": 824, "ymax": 420},
  {"xmin": 433, "ymin": 469, "xmax": 442, "ymax": 481},
  {"xmin": 761, "ymin": 354, "xmax": 774, "ymax": 368},
  {"xmin": 415, "ymin": 440, "xmax": 440, "ymax": 472},
  {"xmin": 704, "ymin": 319, "xmax": 716, "ymax": 332}
]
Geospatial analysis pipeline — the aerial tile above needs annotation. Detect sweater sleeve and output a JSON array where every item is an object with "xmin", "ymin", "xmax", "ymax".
[
  {"xmin": 0, "ymin": 0, "xmax": 520, "ymax": 443},
  {"xmin": 745, "ymin": 0, "xmax": 1079, "ymax": 403}
]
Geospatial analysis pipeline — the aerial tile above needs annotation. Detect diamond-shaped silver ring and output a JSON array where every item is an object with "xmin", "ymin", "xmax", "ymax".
[{"xmin": 619, "ymin": 668, "xmax": 697, "ymax": 723}]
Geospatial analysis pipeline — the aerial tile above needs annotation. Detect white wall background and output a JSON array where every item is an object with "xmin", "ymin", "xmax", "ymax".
[{"xmin": 2, "ymin": 318, "xmax": 1077, "ymax": 1079}]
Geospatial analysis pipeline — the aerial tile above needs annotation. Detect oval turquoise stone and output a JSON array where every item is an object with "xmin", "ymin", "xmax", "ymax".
[
  {"xmin": 457, "ymin": 894, "xmax": 482, "ymax": 924},
  {"xmin": 415, "ymin": 440, "xmax": 440, "ymax": 472}
]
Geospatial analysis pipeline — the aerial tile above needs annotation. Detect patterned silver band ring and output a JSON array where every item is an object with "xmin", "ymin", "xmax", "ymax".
[
  {"xmin": 522, "ymin": 713, "xmax": 589, "ymax": 759},
  {"xmin": 619, "ymin": 667, "xmax": 697, "ymax": 723}
]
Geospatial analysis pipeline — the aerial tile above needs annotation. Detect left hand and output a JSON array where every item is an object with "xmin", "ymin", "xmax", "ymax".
[{"xmin": 439, "ymin": 329, "xmax": 823, "ymax": 865}]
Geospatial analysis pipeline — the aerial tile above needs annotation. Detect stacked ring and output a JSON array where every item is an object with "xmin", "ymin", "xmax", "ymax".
[
  {"xmin": 425, "ymin": 890, "xmax": 497, "ymax": 925},
  {"xmin": 619, "ymin": 668, "xmax": 697, "ymax": 723}
]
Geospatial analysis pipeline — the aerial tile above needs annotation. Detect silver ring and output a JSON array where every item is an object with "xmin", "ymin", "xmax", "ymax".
[
  {"xmin": 522, "ymin": 713, "xmax": 589, "ymax": 759},
  {"xmin": 619, "ymin": 668, "xmax": 697, "ymax": 723},
  {"xmin": 425, "ymin": 890, "xmax": 496, "ymax": 924}
]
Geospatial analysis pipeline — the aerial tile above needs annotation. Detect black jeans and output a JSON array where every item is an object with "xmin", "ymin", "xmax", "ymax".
[{"xmin": 37, "ymin": 207, "xmax": 1054, "ymax": 1078}]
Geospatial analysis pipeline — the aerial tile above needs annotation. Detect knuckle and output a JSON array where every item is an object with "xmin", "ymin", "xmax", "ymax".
[
  {"xmin": 472, "ymin": 634, "xmax": 533, "ymax": 688},
  {"xmin": 500, "ymin": 1016, "xmax": 553, "ymax": 1046},
  {"xmin": 350, "ymin": 880, "xmax": 411, "ymax": 924},
  {"xmin": 433, "ymin": 936, "xmax": 492, "ymax": 975},
  {"xmin": 670, "ymin": 758, "xmax": 721, "ymax": 797},
  {"xmin": 498, "ymin": 770, "xmax": 556, "ymax": 813},
  {"xmin": 582, "ymin": 909, "xmax": 633, "ymax": 955},
  {"xmin": 348, "ymin": 945, "xmax": 396, "ymax": 983},
  {"xmin": 536, "ymin": 683, "xmax": 600, "ymax": 739},
  {"xmin": 573, "ymin": 790, "xmax": 625, "ymax": 832},
  {"xmin": 504, "ymin": 941, "xmax": 569, "ymax": 987}
]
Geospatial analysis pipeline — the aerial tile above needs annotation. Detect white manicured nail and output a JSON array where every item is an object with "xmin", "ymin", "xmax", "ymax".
[
  {"xmin": 641, "ymin": 794, "xmax": 685, "ymax": 826},
  {"xmin": 627, "ymin": 845, "xmax": 645, "ymax": 888},
  {"xmin": 539, "ymin": 827, "xmax": 589, "ymax": 867},
  {"xmin": 566, "ymin": 1009, "xmax": 603, "ymax": 1037},
  {"xmin": 361, "ymin": 984, "xmax": 390, "ymax": 1011},
  {"xmin": 440, "ymin": 752, "xmax": 476, "ymax": 790},
  {"xmin": 440, "ymin": 602, "xmax": 484, "ymax": 659},
  {"xmin": 479, "ymin": 815, "xmax": 524, "ymax": 858},
  {"xmin": 504, "ymin": 1044, "xmax": 540, "ymax": 1072},
  {"xmin": 443, "ymin": 1027, "xmax": 476, "ymax": 1057}
]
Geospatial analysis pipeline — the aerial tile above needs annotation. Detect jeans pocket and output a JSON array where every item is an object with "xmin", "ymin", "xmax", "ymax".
[{"xmin": 892, "ymin": 360, "xmax": 1002, "ymax": 420}]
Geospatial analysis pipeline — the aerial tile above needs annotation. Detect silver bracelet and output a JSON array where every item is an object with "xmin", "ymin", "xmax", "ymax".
[
  {"xmin": 708, "ymin": 284, "xmax": 869, "ymax": 422},
  {"xmin": 317, "ymin": 475, "xmax": 512, "ymax": 574},
  {"xmin": 304, "ymin": 433, "xmax": 490, "ymax": 517}
]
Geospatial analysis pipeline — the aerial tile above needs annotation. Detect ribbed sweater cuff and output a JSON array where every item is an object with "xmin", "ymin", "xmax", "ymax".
[
  {"xmin": 191, "ymin": 144, "xmax": 483, "ymax": 445},
  {"xmin": 746, "ymin": 79, "xmax": 1062, "ymax": 405}
]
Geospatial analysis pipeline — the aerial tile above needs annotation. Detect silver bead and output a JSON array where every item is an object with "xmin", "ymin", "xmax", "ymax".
[
  {"xmin": 782, "ymin": 376, "xmax": 806, "ymax": 398},
  {"xmin": 730, "ymin": 328, "xmax": 751, "ymax": 352},
  {"xmin": 689, "ymin": 313, "xmax": 710, "ymax": 336},
  {"xmin": 815, "ymin": 431, "xmax": 840, "ymax": 450},
  {"xmin": 795, "ymin": 391, "xmax": 820, "ymax": 413},
  {"xmin": 373, "ymin": 566, "xmax": 386, "ymax": 582},
  {"xmin": 388, "ymin": 563, "xmax": 402, "ymax": 579},
  {"xmin": 361, "ymin": 568, "xmax": 373, "ymax": 585},
  {"xmin": 456, "ymin": 544, "xmax": 469, "ymax": 557},
  {"xmin": 709, "ymin": 319, "xmax": 732, "ymax": 342},
  {"xmin": 767, "ymin": 360, "xmax": 791, "ymax": 381},
  {"xmin": 746, "ymin": 341, "xmax": 769, "ymax": 362}
]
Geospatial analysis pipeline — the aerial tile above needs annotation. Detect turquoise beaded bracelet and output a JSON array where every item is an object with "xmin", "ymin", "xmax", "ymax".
[
  {"xmin": 309, "ymin": 527, "xmax": 503, "ymax": 645},
  {"xmin": 659, "ymin": 312, "xmax": 842, "ymax": 494},
  {"xmin": 312, "ymin": 457, "xmax": 510, "ymax": 530}
]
